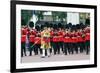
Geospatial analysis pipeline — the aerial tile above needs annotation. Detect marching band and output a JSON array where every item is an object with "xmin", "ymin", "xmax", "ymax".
[{"xmin": 21, "ymin": 22, "xmax": 90, "ymax": 58}]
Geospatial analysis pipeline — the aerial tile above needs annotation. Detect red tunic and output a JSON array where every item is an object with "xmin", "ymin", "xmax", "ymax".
[
  {"xmin": 58, "ymin": 31, "xmax": 64, "ymax": 42},
  {"xmin": 52, "ymin": 31, "xmax": 59, "ymax": 42},
  {"xmin": 77, "ymin": 32, "xmax": 85, "ymax": 42},
  {"xmin": 71, "ymin": 33, "xmax": 78, "ymax": 43},
  {"xmin": 29, "ymin": 29, "xmax": 36, "ymax": 43},
  {"xmin": 43, "ymin": 37, "xmax": 50, "ymax": 43},
  {"xmin": 63, "ymin": 33, "xmax": 70, "ymax": 43},
  {"xmin": 85, "ymin": 33, "xmax": 90, "ymax": 41},
  {"xmin": 21, "ymin": 27, "xmax": 29, "ymax": 43},
  {"xmin": 21, "ymin": 27, "xmax": 28, "ymax": 35},
  {"xmin": 63, "ymin": 32, "xmax": 72, "ymax": 43},
  {"xmin": 85, "ymin": 27, "xmax": 90, "ymax": 33},
  {"xmin": 21, "ymin": 35, "xmax": 26, "ymax": 43},
  {"xmin": 29, "ymin": 35, "xmax": 35, "ymax": 43},
  {"xmin": 30, "ymin": 29, "xmax": 36, "ymax": 35},
  {"xmin": 34, "ymin": 37, "xmax": 41, "ymax": 44},
  {"xmin": 50, "ymin": 30, "xmax": 53, "ymax": 42}
]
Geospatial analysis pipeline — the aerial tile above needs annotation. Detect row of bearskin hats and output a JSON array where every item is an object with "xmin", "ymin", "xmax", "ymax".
[{"xmin": 22, "ymin": 19, "xmax": 87, "ymax": 31}]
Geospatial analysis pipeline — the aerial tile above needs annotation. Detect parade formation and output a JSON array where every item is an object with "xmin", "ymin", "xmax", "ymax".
[{"xmin": 21, "ymin": 21, "xmax": 90, "ymax": 58}]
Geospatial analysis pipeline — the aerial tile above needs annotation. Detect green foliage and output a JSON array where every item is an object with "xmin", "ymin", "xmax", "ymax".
[
  {"xmin": 21, "ymin": 10, "xmax": 33, "ymax": 25},
  {"xmin": 35, "ymin": 11, "xmax": 45, "ymax": 21},
  {"xmin": 21, "ymin": 10, "xmax": 67, "ymax": 25},
  {"xmin": 52, "ymin": 11, "xmax": 67, "ymax": 21}
]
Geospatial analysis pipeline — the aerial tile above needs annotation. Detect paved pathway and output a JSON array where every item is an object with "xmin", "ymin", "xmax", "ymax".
[{"xmin": 21, "ymin": 52, "xmax": 90, "ymax": 63}]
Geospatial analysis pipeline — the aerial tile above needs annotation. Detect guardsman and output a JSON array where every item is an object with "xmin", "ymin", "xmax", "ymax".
[
  {"xmin": 21, "ymin": 25, "xmax": 27, "ymax": 57},
  {"xmin": 41, "ymin": 23, "xmax": 51, "ymax": 58},
  {"xmin": 58, "ymin": 28, "xmax": 64, "ymax": 54},
  {"xmin": 78, "ymin": 29, "xmax": 85, "ymax": 53},
  {"xmin": 52, "ymin": 24, "xmax": 58, "ymax": 55},
  {"xmin": 70, "ymin": 30, "xmax": 74, "ymax": 54},
  {"xmin": 71, "ymin": 30, "xmax": 78, "ymax": 54},
  {"xmin": 50, "ymin": 27, "xmax": 53, "ymax": 54},
  {"xmin": 85, "ymin": 25, "xmax": 90, "ymax": 54},
  {"xmin": 29, "ymin": 28, "xmax": 36, "ymax": 56},
  {"xmin": 52, "ymin": 29, "xmax": 59, "ymax": 55},
  {"xmin": 28, "ymin": 21, "xmax": 35, "ymax": 56},
  {"xmin": 49, "ymin": 23, "xmax": 53, "ymax": 54},
  {"xmin": 63, "ymin": 29, "xmax": 71, "ymax": 55},
  {"xmin": 52, "ymin": 24, "xmax": 59, "ymax": 55},
  {"xmin": 58, "ymin": 23, "xmax": 64, "ymax": 53},
  {"xmin": 76, "ymin": 29, "xmax": 81, "ymax": 53},
  {"xmin": 81, "ymin": 29, "xmax": 86, "ymax": 52},
  {"xmin": 34, "ymin": 30, "xmax": 41, "ymax": 55}
]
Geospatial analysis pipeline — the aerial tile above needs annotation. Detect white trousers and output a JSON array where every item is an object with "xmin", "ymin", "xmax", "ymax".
[{"xmin": 42, "ymin": 49, "xmax": 50, "ymax": 57}]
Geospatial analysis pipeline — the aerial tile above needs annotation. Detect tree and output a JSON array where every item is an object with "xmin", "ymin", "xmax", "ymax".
[
  {"xmin": 52, "ymin": 11, "xmax": 58, "ymax": 21},
  {"xmin": 35, "ymin": 11, "xmax": 45, "ymax": 21},
  {"xmin": 21, "ymin": 10, "xmax": 33, "ymax": 25},
  {"xmin": 52, "ymin": 11, "xmax": 67, "ymax": 22},
  {"xmin": 58, "ymin": 12, "xmax": 67, "ymax": 22}
]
